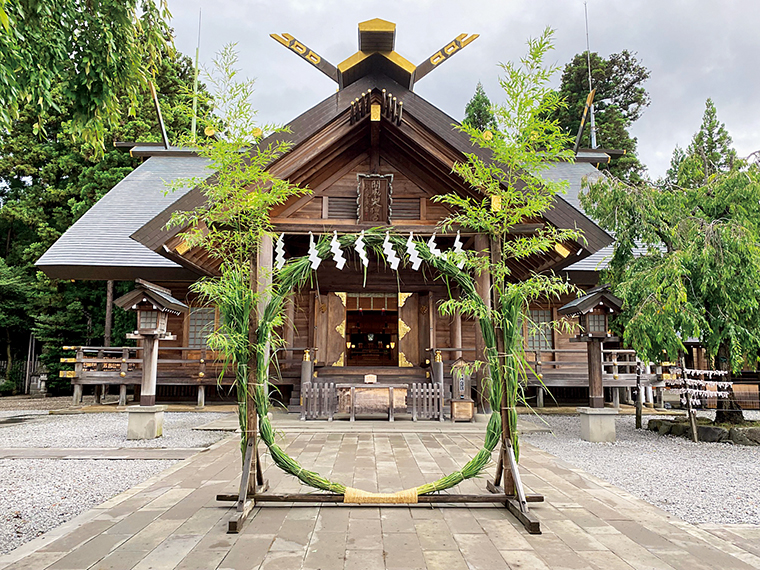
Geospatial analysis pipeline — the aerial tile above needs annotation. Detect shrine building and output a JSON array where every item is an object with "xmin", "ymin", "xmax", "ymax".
[{"xmin": 37, "ymin": 19, "xmax": 622, "ymax": 411}]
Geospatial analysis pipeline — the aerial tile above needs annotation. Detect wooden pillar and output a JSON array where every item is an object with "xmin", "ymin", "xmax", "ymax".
[
  {"xmin": 284, "ymin": 294, "xmax": 295, "ymax": 364},
  {"xmin": 197, "ymin": 385, "xmax": 205, "ymax": 408},
  {"xmin": 450, "ymin": 306, "xmax": 462, "ymax": 361},
  {"xmin": 473, "ymin": 234, "xmax": 491, "ymax": 413},
  {"xmin": 140, "ymin": 335, "xmax": 159, "ymax": 406},
  {"xmin": 536, "ymin": 387, "xmax": 544, "ymax": 408},
  {"xmin": 72, "ymin": 384, "xmax": 83, "ymax": 405},
  {"xmin": 119, "ymin": 384, "xmax": 127, "ymax": 407},
  {"xmin": 588, "ymin": 338, "xmax": 604, "ymax": 408}
]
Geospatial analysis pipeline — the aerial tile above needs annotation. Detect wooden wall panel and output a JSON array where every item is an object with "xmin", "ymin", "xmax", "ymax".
[
  {"xmin": 290, "ymin": 198, "xmax": 323, "ymax": 219},
  {"xmin": 398, "ymin": 292, "xmax": 419, "ymax": 367},
  {"xmin": 325, "ymin": 292, "xmax": 346, "ymax": 366}
]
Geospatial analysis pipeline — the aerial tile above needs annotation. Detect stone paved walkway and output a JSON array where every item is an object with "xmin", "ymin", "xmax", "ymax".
[{"xmin": 1, "ymin": 423, "xmax": 759, "ymax": 570}]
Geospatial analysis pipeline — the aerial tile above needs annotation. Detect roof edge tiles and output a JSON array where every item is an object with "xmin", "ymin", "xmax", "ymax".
[{"xmin": 36, "ymin": 155, "xmax": 211, "ymax": 282}]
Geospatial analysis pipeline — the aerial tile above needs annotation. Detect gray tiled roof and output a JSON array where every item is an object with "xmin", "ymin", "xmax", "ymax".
[{"xmin": 35, "ymin": 156, "xmax": 211, "ymax": 281}]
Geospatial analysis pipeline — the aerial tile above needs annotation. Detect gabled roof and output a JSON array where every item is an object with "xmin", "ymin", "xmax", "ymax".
[
  {"xmin": 131, "ymin": 74, "xmax": 612, "ymax": 267},
  {"xmin": 114, "ymin": 279, "xmax": 187, "ymax": 314},
  {"xmin": 557, "ymin": 285, "xmax": 623, "ymax": 317},
  {"xmin": 35, "ymin": 155, "xmax": 209, "ymax": 281}
]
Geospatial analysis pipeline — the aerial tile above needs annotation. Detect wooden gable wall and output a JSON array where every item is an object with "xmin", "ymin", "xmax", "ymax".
[{"xmin": 272, "ymin": 156, "xmax": 452, "ymax": 226}]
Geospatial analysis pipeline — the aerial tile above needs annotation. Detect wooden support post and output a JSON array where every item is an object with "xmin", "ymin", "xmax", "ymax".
[
  {"xmin": 350, "ymin": 386, "xmax": 356, "ymax": 422},
  {"xmin": 140, "ymin": 336, "xmax": 158, "ymax": 407},
  {"xmin": 388, "ymin": 386, "xmax": 394, "ymax": 422},
  {"xmin": 197, "ymin": 385, "xmax": 205, "ymax": 408},
  {"xmin": 72, "ymin": 384, "xmax": 83, "ymax": 406},
  {"xmin": 655, "ymin": 387, "xmax": 664, "ymax": 409},
  {"xmin": 451, "ymin": 308, "xmax": 462, "ymax": 361},
  {"xmin": 473, "ymin": 234, "xmax": 491, "ymax": 413},
  {"xmin": 612, "ymin": 387, "xmax": 620, "ymax": 409},
  {"xmin": 300, "ymin": 350, "xmax": 312, "ymax": 421},
  {"xmin": 536, "ymin": 387, "xmax": 544, "ymax": 409},
  {"xmin": 635, "ymin": 362, "xmax": 643, "ymax": 429},
  {"xmin": 588, "ymin": 338, "xmax": 604, "ymax": 408},
  {"xmin": 433, "ymin": 350, "xmax": 444, "ymax": 422},
  {"xmin": 119, "ymin": 384, "xmax": 127, "ymax": 407}
]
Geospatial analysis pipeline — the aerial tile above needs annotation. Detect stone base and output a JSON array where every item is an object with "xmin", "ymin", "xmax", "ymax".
[
  {"xmin": 577, "ymin": 407, "xmax": 617, "ymax": 443},
  {"xmin": 127, "ymin": 405, "xmax": 167, "ymax": 440}
]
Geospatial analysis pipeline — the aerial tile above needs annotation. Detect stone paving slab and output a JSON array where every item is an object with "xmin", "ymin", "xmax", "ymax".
[
  {"xmin": 1, "ymin": 425, "xmax": 758, "ymax": 570},
  {"xmin": 195, "ymin": 413, "xmax": 551, "ymax": 434},
  {"xmin": 0, "ymin": 448, "xmax": 203, "ymax": 460}
]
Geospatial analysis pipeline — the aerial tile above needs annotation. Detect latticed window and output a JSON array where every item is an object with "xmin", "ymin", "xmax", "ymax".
[
  {"xmin": 587, "ymin": 313, "xmax": 607, "ymax": 332},
  {"xmin": 139, "ymin": 310, "xmax": 158, "ymax": 330},
  {"xmin": 188, "ymin": 307, "xmax": 216, "ymax": 349},
  {"xmin": 527, "ymin": 309, "xmax": 553, "ymax": 351}
]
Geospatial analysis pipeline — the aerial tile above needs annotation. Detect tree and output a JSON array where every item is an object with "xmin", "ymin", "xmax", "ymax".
[
  {"xmin": 664, "ymin": 98, "xmax": 737, "ymax": 190},
  {"xmin": 438, "ymin": 28, "xmax": 579, "ymax": 457},
  {"xmin": 549, "ymin": 50, "xmax": 650, "ymax": 182},
  {"xmin": 0, "ymin": 49, "xmax": 207, "ymax": 392},
  {"xmin": 0, "ymin": 0, "xmax": 172, "ymax": 152},
  {"xmin": 581, "ymin": 101, "xmax": 757, "ymax": 424},
  {"xmin": 463, "ymin": 82, "xmax": 496, "ymax": 131},
  {"xmin": 168, "ymin": 45, "xmax": 305, "ymax": 461}
]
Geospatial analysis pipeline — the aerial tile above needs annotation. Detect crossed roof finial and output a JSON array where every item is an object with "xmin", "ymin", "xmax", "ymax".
[{"xmin": 271, "ymin": 18, "xmax": 478, "ymax": 91}]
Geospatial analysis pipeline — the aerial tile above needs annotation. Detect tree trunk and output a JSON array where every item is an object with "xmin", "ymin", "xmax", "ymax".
[
  {"xmin": 5, "ymin": 329, "xmax": 12, "ymax": 379},
  {"xmin": 104, "ymin": 280, "xmax": 114, "ymax": 347},
  {"xmin": 714, "ymin": 343, "xmax": 744, "ymax": 424}
]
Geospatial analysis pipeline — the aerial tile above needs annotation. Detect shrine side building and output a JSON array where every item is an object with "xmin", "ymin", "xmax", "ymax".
[{"xmin": 37, "ymin": 19, "xmax": 620, "ymax": 409}]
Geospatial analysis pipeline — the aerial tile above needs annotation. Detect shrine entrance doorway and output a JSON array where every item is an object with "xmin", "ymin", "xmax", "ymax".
[{"xmin": 346, "ymin": 305, "xmax": 398, "ymax": 367}]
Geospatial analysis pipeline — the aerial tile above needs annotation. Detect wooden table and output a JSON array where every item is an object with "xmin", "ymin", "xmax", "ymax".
[{"xmin": 336, "ymin": 383, "xmax": 408, "ymax": 422}]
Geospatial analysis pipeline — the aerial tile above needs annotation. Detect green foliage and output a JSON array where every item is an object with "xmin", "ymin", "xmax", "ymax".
[
  {"xmin": 549, "ymin": 50, "xmax": 650, "ymax": 182},
  {"xmin": 0, "ymin": 0, "xmax": 172, "ymax": 153},
  {"xmin": 252, "ymin": 230, "xmax": 505, "ymax": 495},
  {"xmin": 437, "ymin": 29, "xmax": 580, "ymax": 458},
  {"xmin": 463, "ymin": 82, "xmax": 496, "ymax": 131},
  {"xmin": 167, "ymin": 45, "xmax": 306, "ymax": 455},
  {"xmin": 581, "ymin": 101, "xmax": 760, "ymax": 373},
  {"xmin": 664, "ymin": 98, "xmax": 737, "ymax": 190},
  {"xmin": 0, "ymin": 49, "xmax": 206, "ymax": 391}
]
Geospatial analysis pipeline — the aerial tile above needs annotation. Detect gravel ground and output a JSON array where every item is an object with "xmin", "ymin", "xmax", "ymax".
[
  {"xmin": 0, "ymin": 458, "xmax": 177, "ymax": 555},
  {"xmin": 0, "ymin": 411, "xmax": 231, "ymax": 448},
  {"xmin": 522, "ymin": 412, "xmax": 760, "ymax": 525},
  {"xmin": 0, "ymin": 396, "xmax": 91, "ymax": 412}
]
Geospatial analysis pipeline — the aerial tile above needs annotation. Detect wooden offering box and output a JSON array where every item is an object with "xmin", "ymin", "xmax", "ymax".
[
  {"xmin": 450, "ymin": 399, "xmax": 475, "ymax": 422},
  {"xmin": 337, "ymin": 384, "xmax": 407, "ymax": 415}
]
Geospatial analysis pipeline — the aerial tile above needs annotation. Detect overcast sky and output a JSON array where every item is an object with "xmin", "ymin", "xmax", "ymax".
[{"xmin": 168, "ymin": 0, "xmax": 760, "ymax": 179}]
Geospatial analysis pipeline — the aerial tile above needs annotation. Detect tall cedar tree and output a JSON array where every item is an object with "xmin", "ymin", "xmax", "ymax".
[
  {"xmin": 581, "ymin": 100, "xmax": 754, "ymax": 423},
  {"xmin": 463, "ymin": 82, "xmax": 496, "ymax": 131},
  {"xmin": 549, "ymin": 51, "xmax": 650, "ymax": 183},
  {"xmin": 0, "ymin": 50, "xmax": 209, "ymax": 392}
]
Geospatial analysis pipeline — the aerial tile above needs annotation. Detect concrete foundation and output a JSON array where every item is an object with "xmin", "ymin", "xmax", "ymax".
[
  {"xmin": 127, "ymin": 405, "xmax": 167, "ymax": 440},
  {"xmin": 578, "ymin": 407, "xmax": 618, "ymax": 443}
]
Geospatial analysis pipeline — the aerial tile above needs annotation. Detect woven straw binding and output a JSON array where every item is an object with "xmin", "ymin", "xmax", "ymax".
[{"xmin": 343, "ymin": 487, "xmax": 419, "ymax": 504}]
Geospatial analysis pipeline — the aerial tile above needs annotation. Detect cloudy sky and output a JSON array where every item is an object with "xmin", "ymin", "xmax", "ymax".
[{"xmin": 168, "ymin": 0, "xmax": 760, "ymax": 179}]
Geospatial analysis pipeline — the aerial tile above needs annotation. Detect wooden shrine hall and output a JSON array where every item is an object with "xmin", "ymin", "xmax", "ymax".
[{"xmin": 39, "ymin": 19, "xmax": 627, "ymax": 416}]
